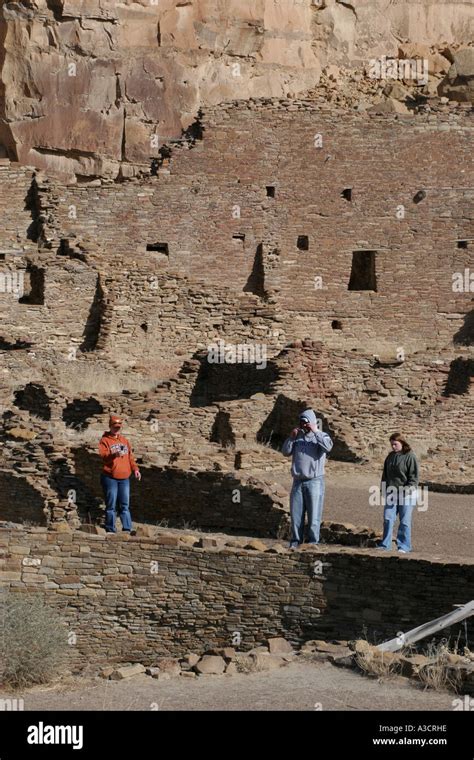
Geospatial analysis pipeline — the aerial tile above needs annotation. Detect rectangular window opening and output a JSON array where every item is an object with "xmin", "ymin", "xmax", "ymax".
[
  {"xmin": 341, "ymin": 188, "xmax": 352, "ymax": 201},
  {"xmin": 297, "ymin": 235, "xmax": 309, "ymax": 251},
  {"xmin": 146, "ymin": 243, "xmax": 169, "ymax": 255},
  {"xmin": 457, "ymin": 240, "xmax": 469, "ymax": 249},
  {"xmin": 266, "ymin": 186, "xmax": 275, "ymax": 198},
  {"xmin": 348, "ymin": 250, "xmax": 377, "ymax": 291},
  {"xmin": 232, "ymin": 233, "xmax": 245, "ymax": 243}
]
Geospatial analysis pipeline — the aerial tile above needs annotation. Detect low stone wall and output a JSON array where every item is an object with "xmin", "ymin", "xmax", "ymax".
[{"xmin": 1, "ymin": 527, "xmax": 473, "ymax": 666}]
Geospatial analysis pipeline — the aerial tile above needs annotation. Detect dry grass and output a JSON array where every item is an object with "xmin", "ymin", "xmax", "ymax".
[
  {"xmin": 354, "ymin": 649, "xmax": 401, "ymax": 680},
  {"xmin": 354, "ymin": 635, "xmax": 469, "ymax": 693},
  {"xmin": 180, "ymin": 519, "xmax": 197, "ymax": 530},
  {"xmin": 417, "ymin": 642, "xmax": 463, "ymax": 693},
  {"xmin": 154, "ymin": 519, "xmax": 170, "ymax": 528},
  {"xmin": 52, "ymin": 363, "xmax": 157, "ymax": 395},
  {"xmin": 0, "ymin": 593, "xmax": 70, "ymax": 688}
]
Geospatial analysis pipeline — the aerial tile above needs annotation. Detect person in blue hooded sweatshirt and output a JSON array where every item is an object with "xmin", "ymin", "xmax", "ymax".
[{"xmin": 282, "ymin": 409, "xmax": 333, "ymax": 549}]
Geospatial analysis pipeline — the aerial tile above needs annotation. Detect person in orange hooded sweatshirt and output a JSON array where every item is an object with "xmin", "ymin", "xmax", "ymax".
[{"xmin": 99, "ymin": 415, "xmax": 141, "ymax": 533}]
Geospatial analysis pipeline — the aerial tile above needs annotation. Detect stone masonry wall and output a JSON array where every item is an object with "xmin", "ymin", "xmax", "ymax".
[
  {"xmin": 37, "ymin": 101, "xmax": 474, "ymax": 355},
  {"xmin": 1, "ymin": 527, "xmax": 473, "ymax": 665}
]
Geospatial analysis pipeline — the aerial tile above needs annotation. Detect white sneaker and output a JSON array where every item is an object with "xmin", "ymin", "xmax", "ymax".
[{"xmin": 398, "ymin": 549, "xmax": 407, "ymax": 553}]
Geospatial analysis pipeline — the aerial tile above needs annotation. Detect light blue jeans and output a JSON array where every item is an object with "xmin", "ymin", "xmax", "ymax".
[
  {"xmin": 101, "ymin": 474, "xmax": 132, "ymax": 533},
  {"xmin": 290, "ymin": 476, "xmax": 325, "ymax": 545},
  {"xmin": 380, "ymin": 497, "xmax": 415, "ymax": 551}
]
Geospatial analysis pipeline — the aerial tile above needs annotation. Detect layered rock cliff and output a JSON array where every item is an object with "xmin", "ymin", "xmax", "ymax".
[{"xmin": 0, "ymin": 0, "xmax": 473, "ymax": 179}]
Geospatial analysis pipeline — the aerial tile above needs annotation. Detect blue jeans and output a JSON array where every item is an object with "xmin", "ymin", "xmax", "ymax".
[
  {"xmin": 380, "ymin": 500, "xmax": 415, "ymax": 551},
  {"xmin": 290, "ymin": 476, "xmax": 325, "ymax": 545},
  {"xmin": 101, "ymin": 474, "xmax": 132, "ymax": 533}
]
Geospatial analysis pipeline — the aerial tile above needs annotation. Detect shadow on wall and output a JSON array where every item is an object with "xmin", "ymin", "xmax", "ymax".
[
  {"xmin": 257, "ymin": 394, "xmax": 363, "ymax": 462},
  {"xmin": 257, "ymin": 394, "xmax": 305, "ymax": 449},
  {"xmin": 80, "ymin": 274, "xmax": 106, "ymax": 352},
  {"xmin": 190, "ymin": 352, "xmax": 280, "ymax": 406},
  {"xmin": 51, "ymin": 456, "xmax": 103, "ymax": 525},
  {"xmin": 13, "ymin": 383, "xmax": 51, "ymax": 420},
  {"xmin": 24, "ymin": 180, "xmax": 42, "ymax": 243},
  {"xmin": 72, "ymin": 447, "xmax": 290, "ymax": 538},
  {"xmin": 243, "ymin": 243, "xmax": 266, "ymax": 298},
  {"xmin": 453, "ymin": 309, "xmax": 473, "ymax": 346},
  {"xmin": 443, "ymin": 357, "xmax": 474, "ymax": 396},
  {"xmin": 62, "ymin": 397, "xmax": 104, "ymax": 430},
  {"xmin": 0, "ymin": 337, "xmax": 33, "ymax": 350},
  {"xmin": 0, "ymin": 472, "xmax": 47, "ymax": 525},
  {"xmin": 210, "ymin": 410, "xmax": 236, "ymax": 447},
  {"xmin": 279, "ymin": 554, "xmax": 474, "ymax": 651}
]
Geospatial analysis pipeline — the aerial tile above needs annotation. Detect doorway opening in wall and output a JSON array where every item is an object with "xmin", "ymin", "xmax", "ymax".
[
  {"xmin": 341, "ymin": 188, "xmax": 352, "ymax": 201},
  {"xmin": 147, "ymin": 243, "xmax": 169, "ymax": 256},
  {"xmin": 348, "ymin": 250, "xmax": 377, "ymax": 291},
  {"xmin": 457, "ymin": 240, "xmax": 469, "ymax": 249},
  {"xmin": 58, "ymin": 239, "xmax": 71, "ymax": 255},
  {"xmin": 18, "ymin": 265, "xmax": 45, "ymax": 304},
  {"xmin": 331, "ymin": 320, "xmax": 342, "ymax": 330},
  {"xmin": 266, "ymin": 186, "xmax": 275, "ymax": 198},
  {"xmin": 297, "ymin": 235, "xmax": 309, "ymax": 251}
]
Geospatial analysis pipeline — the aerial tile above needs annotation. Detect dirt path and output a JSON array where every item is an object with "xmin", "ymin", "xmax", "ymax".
[{"xmin": 17, "ymin": 661, "xmax": 457, "ymax": 712}]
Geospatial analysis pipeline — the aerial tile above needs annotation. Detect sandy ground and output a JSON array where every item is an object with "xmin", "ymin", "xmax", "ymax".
[
  {"xmin": 271, "ymin": 464, "xmax": 473, "ymax": 560},
  {"xmin": 13, "ymin": 660, "xmax": 458, "ymax": 712}
]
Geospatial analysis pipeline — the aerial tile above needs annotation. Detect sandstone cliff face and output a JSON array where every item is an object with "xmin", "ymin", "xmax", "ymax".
[
  {"xmin": 0, "ymin": 0, "xmax": 472, "ymax": 179},
  {"xmin": 439, "ymin": 47, "xmax": 474, "ymax": 101}
]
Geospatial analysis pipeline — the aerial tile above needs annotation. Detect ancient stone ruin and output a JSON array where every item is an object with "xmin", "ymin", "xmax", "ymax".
[
  {"xmin": 0, "ymin": 0, "xmax": 473, "ymax": 685},
  {"xmin": 1, "ymin": 98, "xmax": 472, "ymax": 529}
]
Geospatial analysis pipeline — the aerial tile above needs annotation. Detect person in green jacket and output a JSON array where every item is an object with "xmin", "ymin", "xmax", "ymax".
[{"xmin": 377, "ymin": 432, "xmax": 419, "ymax": 553}]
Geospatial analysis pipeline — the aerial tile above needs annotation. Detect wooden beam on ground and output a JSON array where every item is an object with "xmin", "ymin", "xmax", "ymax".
[{"xmin": 377, "ymin": 600, "xmax": 474, "ymax": 652}]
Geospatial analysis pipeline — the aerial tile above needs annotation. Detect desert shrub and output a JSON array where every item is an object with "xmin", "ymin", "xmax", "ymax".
[
  {"xmin": 417, "ymin": 641, "xmax": 463, "ymax": 693},
  {"xmin": 0, "ymin": 593, "xmax": 70, "ymax": 688}
]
